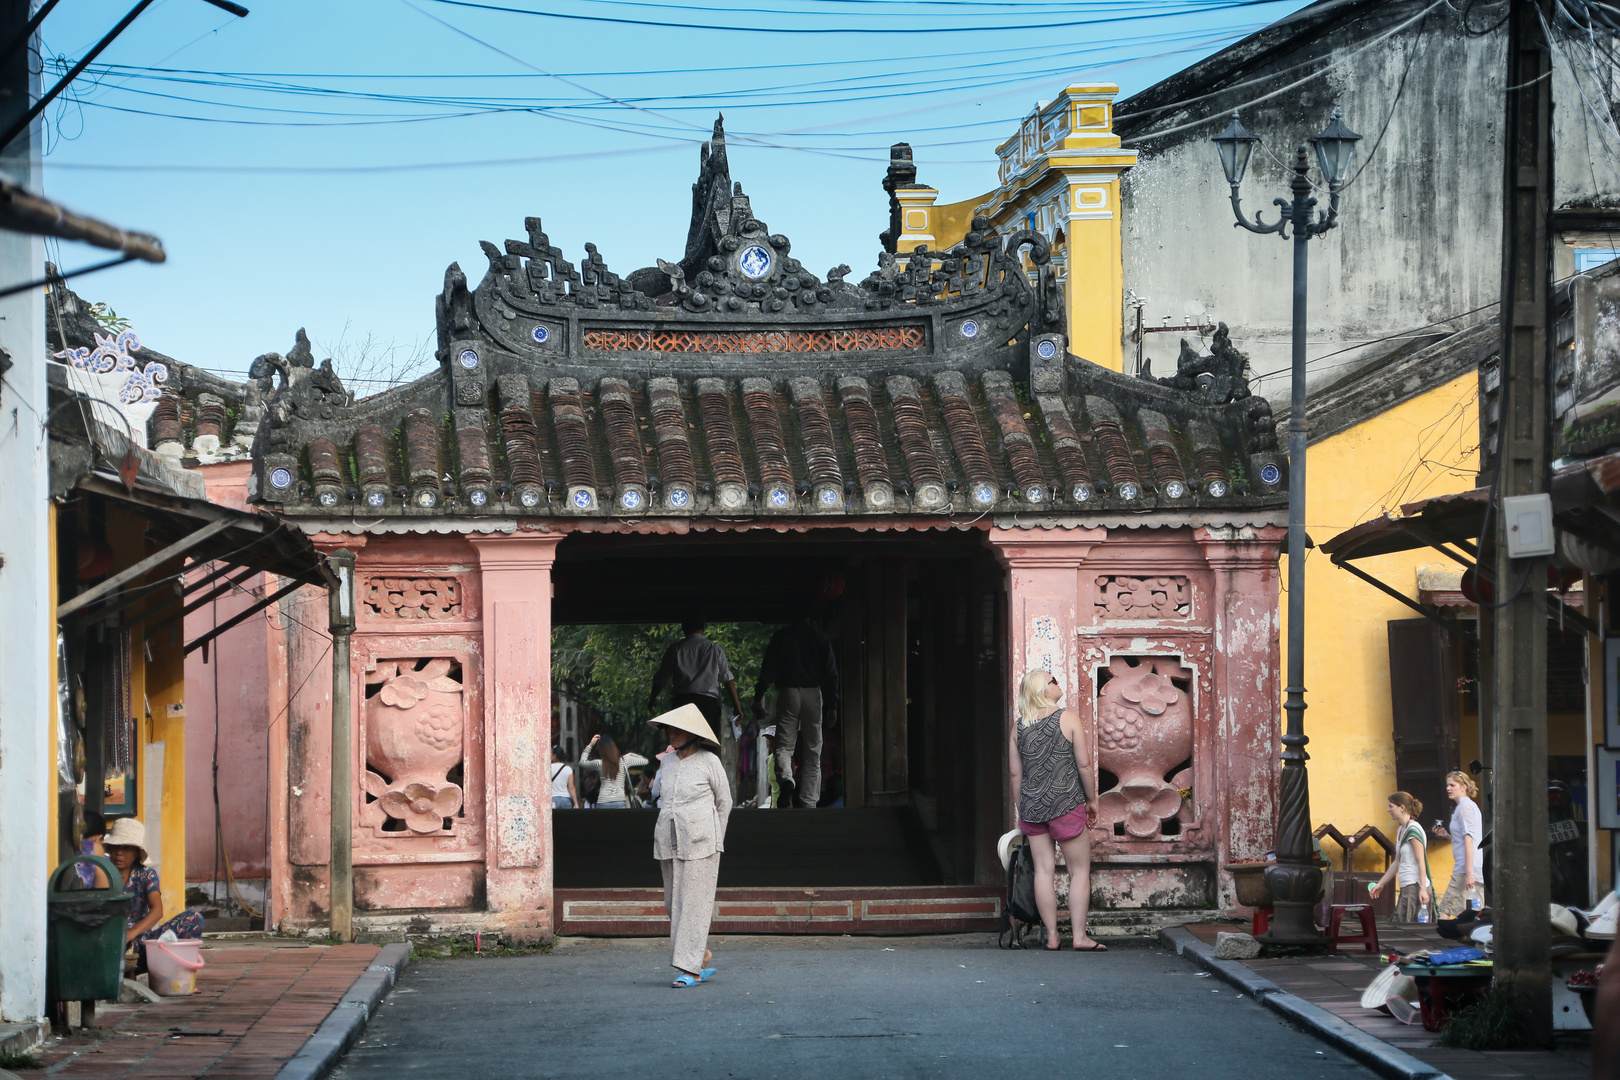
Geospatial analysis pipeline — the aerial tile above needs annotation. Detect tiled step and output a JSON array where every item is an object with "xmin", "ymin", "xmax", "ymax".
[{"xmin": 555, "ymin": 885, "xmax": 1003, "ymax": 935}]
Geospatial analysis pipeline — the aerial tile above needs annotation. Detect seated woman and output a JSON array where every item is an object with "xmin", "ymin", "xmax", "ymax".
[{"xmin": 103, "ymin": 817, "xmax": 203, "ymax": 969}]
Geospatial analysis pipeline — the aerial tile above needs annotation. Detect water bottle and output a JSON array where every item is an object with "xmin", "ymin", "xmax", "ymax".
[
  {"xmin": 1470, "ymin": 897, "xmax": 1482, "ymax": 912},
  {"xmin": 1418, "ymin": 906, "xmax": 1430, "ymax": 924}
]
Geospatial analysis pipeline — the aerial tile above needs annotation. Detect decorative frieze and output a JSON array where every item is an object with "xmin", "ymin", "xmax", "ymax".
[
  {"xmin": 363, "ymin": 577, "xmax": 465, "ymax": 621},
  {"xmin": 1095, "ymin": 575, "xmax": 1189, "ymax": 619}
]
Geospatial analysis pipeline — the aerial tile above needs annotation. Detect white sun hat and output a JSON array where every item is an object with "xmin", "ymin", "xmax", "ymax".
[
  {"xmin": 997, "ymin": 829, "xmax": 1023, "ymax": 872},
  {"xmin": 647, "ymin": 702, "xmax": 721, "ymax": 749}
]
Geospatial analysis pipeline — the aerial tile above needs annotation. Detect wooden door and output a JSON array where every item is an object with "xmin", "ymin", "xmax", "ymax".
[{"xmin": 1387, "ymin": 619, "xmax": 1460, "ymax": 830}]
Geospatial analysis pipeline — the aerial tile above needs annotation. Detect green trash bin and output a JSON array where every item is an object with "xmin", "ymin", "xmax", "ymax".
[{"xmin": 46, "ymin": 854, "xmax": 131, "ymax": 1004}]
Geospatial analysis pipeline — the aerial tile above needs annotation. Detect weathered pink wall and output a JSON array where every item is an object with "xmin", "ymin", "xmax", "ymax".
[
  {"xmin": 185, "ymin": 462, "xmax": 275, "ymax": 888},
  {"xmin": 987, "ymin": 523, "xmax": 1285, "ymax": 913}
]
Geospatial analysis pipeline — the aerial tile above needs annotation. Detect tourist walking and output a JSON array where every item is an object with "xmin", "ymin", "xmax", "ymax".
[
  {"xmin": 1009, "ymin": 669, "xmax": 1103, "ymax": 951},
  {"xmin": 649, "ymin": 702, "xmax": 732, "ymax": 987},
  {"xmin": 103, "ymin": 817, "xmax": 203, "ymax": 971},
  {"xmin": 648, "ymin": 618, "xmax": 745, "ymax": 732},
  {"xmin": 550, "ymin": 746, "xmax": 579, "ymax": 809},
  {"xmin": 1368, "ymin": 792, "xmax": 1433, "ymax": 923},
  {"xmin": 752, "ymin": 603, "xmax": 839, "ymax": 808},
  {"xmin": 1433, "ymin": 770, "xmax": 1485, "ymax": 916}
]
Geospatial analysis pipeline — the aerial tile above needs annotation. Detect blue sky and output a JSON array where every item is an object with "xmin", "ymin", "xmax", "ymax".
[{"xmin": 42, "ymin": 0, "xmax": 1310, "ymax": 388}]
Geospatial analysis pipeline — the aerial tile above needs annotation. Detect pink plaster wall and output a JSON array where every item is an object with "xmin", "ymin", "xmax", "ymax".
[
  {"xmin": 987, "ymin": 523, "xmax": 1284, "ymax": 913},
  {"xmin": 185, "ymin": 462, "xmax": 274, "ymax": 887}
]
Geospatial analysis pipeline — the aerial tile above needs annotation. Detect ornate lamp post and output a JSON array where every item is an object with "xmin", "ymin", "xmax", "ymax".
[{"xmin": 1212, "ymin": 109, "xmax": 1361, "ymax": 946}]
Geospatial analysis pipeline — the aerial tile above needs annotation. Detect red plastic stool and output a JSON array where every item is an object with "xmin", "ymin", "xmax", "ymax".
[
  {"xmin": 1327, "ymin": 904, "xmax": 1379, "ymax": 954},
  {"xmin": 1252, "ymin": 906, "xmax": 1273, "ymax": 937}
]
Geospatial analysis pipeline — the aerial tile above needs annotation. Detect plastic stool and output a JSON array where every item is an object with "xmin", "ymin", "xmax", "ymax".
[
  {"xmin": 1327, "ymin": 904, "xmax": 1379, "ymax": 954},
  {"xmin": 1252, "ymin": 906, "xmax": 1273, "ymax": 937}
]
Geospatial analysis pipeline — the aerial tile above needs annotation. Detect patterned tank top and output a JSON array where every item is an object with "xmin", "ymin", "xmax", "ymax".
[{"xmin": 1016, "ymin": 708, "xmax": 1085, "ymax": 824}]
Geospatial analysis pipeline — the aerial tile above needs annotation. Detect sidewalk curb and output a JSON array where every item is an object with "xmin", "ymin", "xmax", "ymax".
[
  {"xmin": 1160, "ymin": 927, "xmax": 1453, "ymax": 1080},
  {"xmin": 271, "ymin": 942, "xmax": 413, "ymax": 1080}
]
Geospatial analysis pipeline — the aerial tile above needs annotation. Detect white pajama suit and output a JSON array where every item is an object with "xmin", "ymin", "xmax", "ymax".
[{"xmin": 652, "ymin": 748, "xmax": 733, "ymax": 973}]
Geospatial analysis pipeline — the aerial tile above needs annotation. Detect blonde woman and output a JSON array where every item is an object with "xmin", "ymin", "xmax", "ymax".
[
  {"xmin": 1008, "ymin": 669, "xmax": 1102, "ymax": 951},
  {"xmin": 1367, "ymin": 792, "xmax": 1433, "ymax": 923},
  {"xmin": 1432, "ymin": 770, "xmax": 1484, "ymax": 916}
]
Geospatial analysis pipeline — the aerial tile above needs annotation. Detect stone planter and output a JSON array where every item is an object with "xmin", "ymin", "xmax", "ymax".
[{"xmin": 1224, "ymin": 859, "xmax": 1329, "ymax": 908}]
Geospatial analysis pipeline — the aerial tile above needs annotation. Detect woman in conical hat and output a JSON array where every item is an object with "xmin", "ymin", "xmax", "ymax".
[{"xmin": 648, "ymin": 702, "xmax": 731, "ymax": 987}]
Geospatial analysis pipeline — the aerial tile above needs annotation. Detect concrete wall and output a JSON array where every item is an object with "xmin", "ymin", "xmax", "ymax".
[{"xmin": 1116, "ymin": 0, "xmax": 1614, "ymax": 403}]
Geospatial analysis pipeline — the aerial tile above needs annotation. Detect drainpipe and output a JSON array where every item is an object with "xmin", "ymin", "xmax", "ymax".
[{"xmin": 326, "ymin": 551, "xmax": 356, "ymax": 942}]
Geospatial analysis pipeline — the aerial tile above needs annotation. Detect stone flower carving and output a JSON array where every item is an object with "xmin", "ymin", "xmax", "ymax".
[
  {"xmin": 364, "ymin": 658, "xmax": 466, "ymax": 835},
  {"xmin": 1094, "ymin": 655, "xmax": 1195, "ymax": 841},
  {"xmin": 379, "ymin": 674, "xmax": 430, "ymax": 708},
  {"xmin": 378, "ymin": 781, "xmax": 464, "ymax": 834},
  {"xmin": 1119, "ymin": 668, "xmax": 1179, "ymax": 716}
]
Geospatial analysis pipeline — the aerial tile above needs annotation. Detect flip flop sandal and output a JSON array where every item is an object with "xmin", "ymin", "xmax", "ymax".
[
  {"xmin": 1074, "ymin": 942, "xmax": 1108, "ymax": 952},
  {"xmin": 672, "ymin": 974, "xmax": 701, "ymax": 988},
  {"xmin": 699, "ymin": 967, "xmax": 717, "ymax": 982}
]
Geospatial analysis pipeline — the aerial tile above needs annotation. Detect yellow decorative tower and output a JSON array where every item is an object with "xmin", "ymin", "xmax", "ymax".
[{"xmin": 881, "ymin": 84, "xmax": 1137, "ymax": 371}]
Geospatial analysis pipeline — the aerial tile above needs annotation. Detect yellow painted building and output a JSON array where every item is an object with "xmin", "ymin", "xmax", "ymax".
[{"xmin": 885, "ymin": 83, "xmax": 1136, "ymax": 371}]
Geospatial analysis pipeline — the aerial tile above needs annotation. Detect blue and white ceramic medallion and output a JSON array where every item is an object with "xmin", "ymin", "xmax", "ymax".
[
  {"xmin": 1036, "ymin": 339, "xmax": 1058, "ymax": 360},
  {"xmin": 1118, "ymin": 481, "xmax": 1141, "ymax": 500},
  {"xmin": 366, "ymin": 490, "xmax": 386, "ymax": 508},
  {"xmin": 531, "ymin": 325, "xmax": 550, "ymax": 344},
  {"xmin": 1026, "ymin": 485, "xmax": 1044, "ymax": 503},
  {"xmin": 458, "ymin": 348, "xmax": 480, "ymax": 370},
  {"xmin": 269, "ymin": 467, "xmax": 293, "ymax": 490},
  {"xmin": 1072, "ymin": 482, "xmax": 1093, "ymax": 502},
  {"xmin": 668, "ymin": 488, "xmax": 691, "ymax": 509},
  {"xmin": 768, "ymin": 488, "xmax": 790, "ymax": 509},
  {"xmin": 469, "ymin": 489, "xmax": 488, "ymax": 507},
  {"xmin": 819, "ymin": 488, "xmax": 839, "ymax": 508},
  {"xmin": 318, "ymin": 490, "xmax": 338, "ymax": 507},
  {"xmin": 1260, "ymin": 463, "xmax": 1281, "ymax": 486},
  {"xmin": 1164, "ymin": 479, "xmax": 1187, "ymax": 500},
  {"xmin": 960, "ymin": 320, "xmax": 979, "ymax": 339},
  {"xmin": 737, "ymin": 244, "xmax": 774, "ymax": 280},
  {"xmin": 415, "ymin": 489, "xmax": 436, "ymax": 508},
  {"xmin": 519, "ymin": 488, "xmax": 541, "ymax": 507},
  {"xmin": 572, "ymin": 489, "xmax": 594, "ymax": 510},
  {"xmin": 1207, "ymin": 479, "xmax": 1228, "ymax": 498},
  {"xmin": 971, "ymin": 482, "xmax": 996, "ymax": 506},
  {"xmin": 620, "ymin": 489, "xmax": 643, "ymax": 511}
]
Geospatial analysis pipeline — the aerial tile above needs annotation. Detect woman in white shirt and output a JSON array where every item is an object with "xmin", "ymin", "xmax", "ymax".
[
  {"xmin": 1432, "ymin": 770, "xmax": 1485, "ymax": 916},
  {"xmin": 648, "ymin": 703, "xmax": 731, "ymax": 988},
  {"xmin": 1368, "ymin": 791, "xmax": 1432, "ymax": 923},
  {"xmin": 550, "ymin": 745, "xmax": 578, "ymax": 809}
]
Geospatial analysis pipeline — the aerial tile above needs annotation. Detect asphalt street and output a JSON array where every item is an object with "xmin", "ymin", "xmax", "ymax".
[{"xmin": 333, "ymin": 935, "xmax": 1381, "ymax": 1080}]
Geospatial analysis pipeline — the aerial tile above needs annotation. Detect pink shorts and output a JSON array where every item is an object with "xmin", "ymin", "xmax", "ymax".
[{"xmin": 1019, "ymin": 803, "xmax": 1089, "ymax": 842}]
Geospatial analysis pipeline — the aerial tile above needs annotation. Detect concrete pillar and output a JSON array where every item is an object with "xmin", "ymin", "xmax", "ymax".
[
  {"xmin": 0, "ymin": 0, "xmax": 49, "ymax": 1021},
  {"xmin": 985, "ymin": 526, "xmax": 1105, "ymax": 822},
  {"xmin": 1196, "ymin": 524, "xmax": 1287, "ymax": 908},
  {"xmin": 468, "ymin": 533, "xmax": 562, "ymax": 924}
]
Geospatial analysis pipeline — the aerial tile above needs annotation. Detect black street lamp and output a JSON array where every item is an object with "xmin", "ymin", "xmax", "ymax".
[{"xmin": 1212, "ymin": 108, "xmax": 1361, "ymax": 946}]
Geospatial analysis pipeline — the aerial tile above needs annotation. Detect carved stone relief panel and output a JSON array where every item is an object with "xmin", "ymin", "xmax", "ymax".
[
  {"xmin": 362, "ymin": 658, "xmax": 466, "ymax": 836},
  {"xmin": 363, "ymin": 576, "xmax": 467, "ymax": 621},
  {"xmin": 1094, "ymin": 655, "xmax": 1194, "ymax": 840},
  {"xmin": 1094, "ymin": 575, "xmax": 1189, "ymax": 619}
]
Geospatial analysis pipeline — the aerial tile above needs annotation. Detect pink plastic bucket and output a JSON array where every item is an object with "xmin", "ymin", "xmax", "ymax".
[{"xmin": 147, "ymin": 939, "xmax": 205, "ymax": 996}]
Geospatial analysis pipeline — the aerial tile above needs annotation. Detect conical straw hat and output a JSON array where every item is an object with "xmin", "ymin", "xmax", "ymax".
[{"xmin": 648, "ymin": 702, "xmax": 721, "ymax": 748}]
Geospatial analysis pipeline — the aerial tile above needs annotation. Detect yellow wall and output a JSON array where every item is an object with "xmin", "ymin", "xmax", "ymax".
[
  {"xmin": 101, "ymin": 508, "xmax": 188, "ymax": 918},
  {"xmin": 1280, "ymin": 371, "xmax": 1479, "ymax": 882}
]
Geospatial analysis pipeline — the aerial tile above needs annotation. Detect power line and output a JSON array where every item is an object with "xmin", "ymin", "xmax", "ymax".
[{"xmin": 423, "ymin": 0, "xmax": 1294, "ymax": 35}]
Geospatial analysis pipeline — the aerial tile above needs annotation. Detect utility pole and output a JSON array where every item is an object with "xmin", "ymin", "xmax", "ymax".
[{"xmin": 1486, "ymin": 0, "xmax": 1554, "ymax": 1044}]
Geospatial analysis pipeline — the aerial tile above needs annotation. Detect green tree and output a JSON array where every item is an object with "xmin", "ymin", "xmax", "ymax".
[{"xmin": 552, "ymin": 622, "xmax": 774, "ymax": 758}]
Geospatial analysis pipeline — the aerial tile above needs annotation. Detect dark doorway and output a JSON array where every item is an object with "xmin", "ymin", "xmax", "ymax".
[{"xmin": 550, "ymin": 528, "xmax": 1007, "ymax": 888}]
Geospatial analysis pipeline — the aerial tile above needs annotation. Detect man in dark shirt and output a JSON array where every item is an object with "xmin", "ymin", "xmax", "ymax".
[
  {"xmin": 648, "ymin": 617, "xmax": 743, "ymax": 731},
  {"xmin": 752, "ymin": 604, "xmax": 839, "ymax": 808}
]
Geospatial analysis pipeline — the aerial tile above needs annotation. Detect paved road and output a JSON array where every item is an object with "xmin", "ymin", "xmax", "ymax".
[{"xmin": 335, "ymin": 935, "xmax": 1379, "ymax": 1080}]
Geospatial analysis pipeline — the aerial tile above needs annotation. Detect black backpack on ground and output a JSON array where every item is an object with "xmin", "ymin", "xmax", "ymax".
[{"xmin": 999, "ymin": 842, "xmax": 1041, "ymax": 949}]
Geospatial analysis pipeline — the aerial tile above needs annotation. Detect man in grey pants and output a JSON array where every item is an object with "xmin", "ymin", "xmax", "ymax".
[{"xmin": 752, "ymin": 605, "xmax": 839, "ymax": 808}]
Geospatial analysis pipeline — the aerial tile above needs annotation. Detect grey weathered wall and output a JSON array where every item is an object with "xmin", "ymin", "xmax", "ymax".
[{"xmin": 1117, "ymin": 0, "xmax": 1616, "ymax": 404}]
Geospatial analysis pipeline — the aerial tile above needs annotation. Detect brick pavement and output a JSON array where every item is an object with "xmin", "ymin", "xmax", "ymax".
[
  {"xmin": 1187, "ymin": 922, "xmax": 1595, "ymax": 1080},
  {"xmin": 34, "ymin": 941, "xmax": 379, "ymax": 1080}
]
